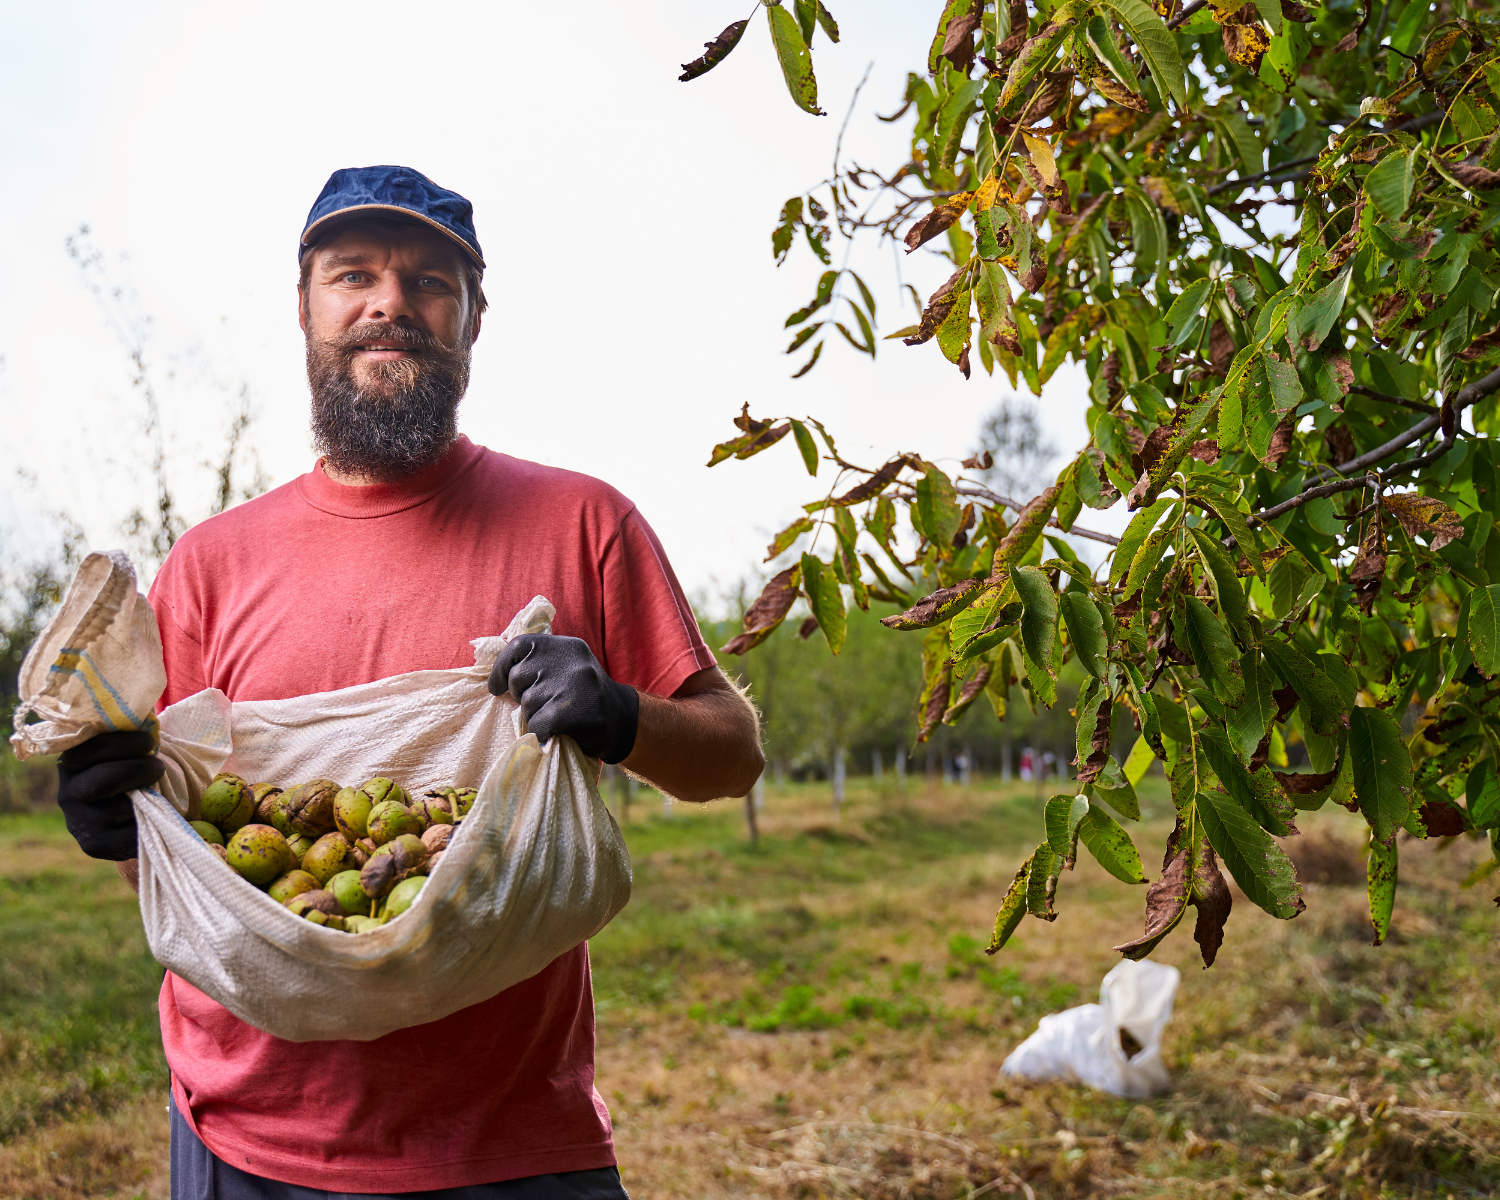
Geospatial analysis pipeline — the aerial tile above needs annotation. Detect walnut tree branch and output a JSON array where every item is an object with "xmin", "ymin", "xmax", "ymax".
[{"xmin": 957, "ymin": 485, "xmax": 1122, "ymax": 546}]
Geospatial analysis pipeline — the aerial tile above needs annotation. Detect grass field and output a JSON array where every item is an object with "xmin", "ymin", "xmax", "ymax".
[{"xmin": 1, "ymin": 777, "xmax": 1497, "ymax": 1199}]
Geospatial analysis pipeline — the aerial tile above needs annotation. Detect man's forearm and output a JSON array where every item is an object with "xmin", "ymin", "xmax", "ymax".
[{"xmin": 621, "ymin": 672, "xmax": 763, "ymax": 803}]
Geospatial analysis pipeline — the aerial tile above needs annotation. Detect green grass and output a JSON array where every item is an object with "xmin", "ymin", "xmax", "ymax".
[
  {"xmin": 0, "ymin": 813, "xmax": 167, "ymax": 1143},
  {"xmin": 2, "ymin": 780, "xmax": 1498, "ymax": 1199}
]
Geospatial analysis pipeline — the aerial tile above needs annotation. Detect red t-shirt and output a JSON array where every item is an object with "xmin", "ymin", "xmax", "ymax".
[{"xmin": 148, "ymin": 436, "xmax": 714, "ymax": 1191}]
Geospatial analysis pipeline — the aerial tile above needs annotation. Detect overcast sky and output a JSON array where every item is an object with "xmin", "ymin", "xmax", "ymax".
[{"xmin": 0, "ymin": 1, "xmax": 1104, "ymax": 611}]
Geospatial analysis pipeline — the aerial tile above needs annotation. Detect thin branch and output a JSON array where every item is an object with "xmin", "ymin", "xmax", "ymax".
[
  {"xmin": 957, "ymin": 485, "xmax": 1122, "ymax": 546},
  {"xmin": 1250, "ymin": 474, "xmax": 1378, "ymax": 527},
  {"xmin": 1247, "ymin": 362, "xmax": 1500, "ymax": 526},
  {"xmin": 1167, "ymin": 0, "xmax": 1208, "ymax": 29},
  {"xmin": 1346, "ymin": 384, "xmax": 1437, "ymax": 413},
  {"xmin": 1207, "ymin": 154, "xmax": 1322, "ymax": 196}
]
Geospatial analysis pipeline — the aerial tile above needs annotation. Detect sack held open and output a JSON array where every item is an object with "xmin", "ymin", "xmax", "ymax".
[{"xmin": 14, "ymin": 553, "xmax": 633, "ymax": 1043}]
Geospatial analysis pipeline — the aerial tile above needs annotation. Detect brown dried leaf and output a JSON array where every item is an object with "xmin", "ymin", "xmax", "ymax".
[
  {"xmin": 918, "ymin": 674, "xmax": 952, "ymax": 743},
  {"xmin": 722, "ymin": 567, "xmax": 801, "ymax": 655},
  {"xmin": 1324, "ymin": 423, "xmax": 1356, "ymax": 466},
  {"xmin": 943, "ymin": 662, "xmax": 994, "ymax": 724},
  {"xmin": 1094, "ymin": 76, "xmax": 1150, "ymax": 111},
  {"xmin": 1075, "ymin": 696, "xmax": 1114, "ymax": 784},
  {"xmin": 1208, "ymin": 320, "xmax": 1236, "ymax": 376},
  {"xmin": 1418, "ymin": 799, "xmax": 1466, "ymax": 837},
  {"xmin": 1264, "ymin": 416, "xmax": 1295, "ymax": 470},
  {"xmin": 733, "ymin": 402, "xmax": 774, "ymax": 435},
  {"xmin": 797, "ymin": 616, "xmax": 820, "ymax": 640},
  {"xmin": 1449, "ymin": 160, "xmax": 1500, "ymax": 190},
  {"xmin": 904, "ymin": 198, "xmax": 972, "ymax": 255},
  {"xmin": 1188, "ymin": 439, "xmax": 1221, "ymax": 464},
  {"xmin": 941, "ymin": 3, "xmax": 982, "ymax": 71},
  {"xmin": 1459, "ymin": 322, "xmax": 1500, "ymax": 361},
  {"xmin": 1115, "ymin": 821, "xmax": 1233, "ymax": 968},
  {"xmin": 1221, "ymin": 6, "xmax": 1271, "ymax": 69},
  {"xmin": 1349, "ymin": 524, "xmax": 1387, "ymax": 613},
  {"xmin": 1273, "ymin": 766, "xmax": 1339, "ymax": 795},
  {"xmin": 962, "ymin": 450, "xmax": 994, "ymax": 471},
  {"xmin": 679, "ymin": 19, "xmax": 750, "ymax": 82},
  {"xmin": 1130, "ymin": 425, "xmax": 1174, "ymax": 477},
  {"xmin": 832, "ymin": 457, "xmax": 913, "ymax": 506},
  {"xmin": 1380, "ymin": 492, "xmax": 1464, "ymax": 550}
]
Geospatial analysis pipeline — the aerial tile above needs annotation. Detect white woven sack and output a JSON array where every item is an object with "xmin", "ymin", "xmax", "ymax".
[
  {"xmin": 9, "ymin": 550, "xmax": 166, "ymax": 760},
  {"xmin": 11, "ymin": 553, "xmax": 633, "ymax": 1043}
]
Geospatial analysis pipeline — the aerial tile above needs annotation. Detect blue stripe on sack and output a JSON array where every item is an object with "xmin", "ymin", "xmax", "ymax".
[{"xmin": 49, "ymin": 647, "xmax": 144, "ymax": 729}]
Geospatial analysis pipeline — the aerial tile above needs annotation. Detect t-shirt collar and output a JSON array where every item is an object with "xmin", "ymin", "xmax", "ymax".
[{"xmin": 296, "ymin": 435, "xmax": 485, "ymax": 519}]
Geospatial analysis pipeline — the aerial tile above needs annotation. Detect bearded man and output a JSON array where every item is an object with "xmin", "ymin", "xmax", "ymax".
[{"xmin": 52, "ymin": 166, "xmax": 764, "ymax": 1199}]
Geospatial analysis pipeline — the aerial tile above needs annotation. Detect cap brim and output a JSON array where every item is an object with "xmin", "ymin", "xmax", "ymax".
[{"xmin": 300, "ymin": 204, "xmax": 485, "ymax": 269}]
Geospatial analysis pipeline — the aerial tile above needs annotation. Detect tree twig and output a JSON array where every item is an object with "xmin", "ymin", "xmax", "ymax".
[
  {"xmin": 957, "ymin": 485, "xmax": 1122, "ymax": 546},
  {"xmin": 1249, "ymin": 474, "xmax": 1378, "ymax": 527},
  {"xmin": 1346, "ymin": 384, "xmax": 1437, "ymax": 413}
]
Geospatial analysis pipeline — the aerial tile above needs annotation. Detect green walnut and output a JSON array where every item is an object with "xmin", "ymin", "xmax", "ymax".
[
  {"xmin": 333, "ymin": 787, "xmax": 372, "ymax": 843},
  {"xmin": 266, "ymin": 793, "xmax": 300, "ymax": 839},
  {"xmin": 200, "ymin": 773, "xmax": 254, "ymax": 834},
  {"xmin": 357, "ymin": 777, "xmax": 409, "ymax": 809},
  {"xmin": 408, "ymin": 795, "xmax": 453, "ymax": 827},
  {"xmin": 268, "ymin": 869, "xmax": 320, "ymax": 904},
  {"xmin": 281, "ymin": 779, "xmax": 341, "ymax": 838},
  {"xmin": 327, "ymin": 870, "xmax": 371, "ymax": 917},
  {"xmin": 301, "ymin": 833, "xmax": 357, "ymax": 885},
  {"xmin": 366, "ymin": 801, "xmax": 422, "ymax": 846},
  {"xmin": 344, "ymin": 914, "xmax": 388, "ymax": 933},
  {"xmin": 286, "ymin": 834, "xmax": 316, "ymax": 865},
  {"xmin": 189, "ymin": 820, "xmax": 225, "ymax": 846},
  {"xmin": 426, "ymin": 786, "xmax": 476, "ymax": 820},
  {"xmin": 384, "ymin": 875, "xmax": 426, "ymax": 918},
  {"xmin": 225, "ymin": 825, "xmax": 295, "ymax": 889}
]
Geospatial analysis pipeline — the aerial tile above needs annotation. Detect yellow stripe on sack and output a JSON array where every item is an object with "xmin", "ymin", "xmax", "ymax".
[{"xmin": 51, "ymin": 649, "xmax": 144, "ymax": 730}]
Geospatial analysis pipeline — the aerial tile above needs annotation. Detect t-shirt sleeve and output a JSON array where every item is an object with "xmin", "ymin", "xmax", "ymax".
[
  {"xmin": 598, "ymin": 508, "xmax": 717, "ymax": 697},
  {"xmin": 148, "ymin": 568, "xmax": 209, "ymax": 710}
]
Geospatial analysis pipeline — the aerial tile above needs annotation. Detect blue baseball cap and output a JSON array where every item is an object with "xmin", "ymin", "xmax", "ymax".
[{"xmin": 299, "ymin": 165, "xmax": 485, "ymax": 269}]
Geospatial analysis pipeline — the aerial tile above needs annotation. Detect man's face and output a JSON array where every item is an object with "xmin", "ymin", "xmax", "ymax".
[{"xmin": 299, "ymin": 223, "xmax": 483, "ymax": 482}]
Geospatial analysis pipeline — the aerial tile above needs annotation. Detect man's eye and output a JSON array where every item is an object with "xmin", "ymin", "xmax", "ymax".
[
  {"xmin": 340, "ymin": 272, "xmax": 366, "ymax": 284},
  {"xmin": 418, "ymin": 276, "xmax": 446, "ymax": 289}
]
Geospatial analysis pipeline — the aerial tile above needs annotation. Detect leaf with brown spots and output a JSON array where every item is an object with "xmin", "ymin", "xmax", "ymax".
[
  {"xmin": 1380, "ymin": 492, "xmax": 1464, "ymax": 550},
  {"xmin": 943, "ymin": 662, "xmax": 993, "ymax": 724},
  {"xmin": 1349, "ymin": 524, "xmax": 1387, "ymax": 613},
  {"xmin": 903, "ymin": 267, "xmax": 967, "ymax": 346},
  {"xmin": 1263, "ymin": 416, "xmax": 1295, "ymax": 470},
  {"xmin": 832, "ymin": 457, "xmax": 914, "ymax": 506},
  {"xmin": 881, "ymin": 577, "xmax": 986, "ymax": 630},
  {"xmin": 904, "ymin": 199, "xmax": 973, "ymax": 255}
]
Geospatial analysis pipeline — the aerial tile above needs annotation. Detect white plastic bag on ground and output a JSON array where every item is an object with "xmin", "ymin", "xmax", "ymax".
[
  {"xmin": 9, "ymin": 551, "xmax": 166, "ymax": 759},
  {"xmin": 12, "ymin": 553, "xmax": 633, "ymax": 1043},
  {"xmin": 999, "ymin": 959, "xmax": 1180, "ymax": 1098}
]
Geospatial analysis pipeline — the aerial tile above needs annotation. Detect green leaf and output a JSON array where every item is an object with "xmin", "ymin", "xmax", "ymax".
[
  {"xmin": 789, "ymin": 419, "xmax": 819, "ymax": 476},
  {"xmin": 1165, "ymin": 279, "xmax": 1212, "ymax": 335},
  {"xmin": 1097, "ymin": 0, "xmax": 1188, "ymax": 107},
  {"xmin": 1199, "ymin": 724, "xmax": 1296, "ymax": 836},
  {"xmin": 1261, "ymin": 638, "xmax": 1344, "ymax": 736},
  {"xmin": 1058, "ymin": 590, "xmax": 1107, "ymax": 678},
  {"xmin": 985, "ymin": 857, "xmax": 1032, "ymax": 953},
  {"xmin": 1077, "ymin": 805, "xmax": 1147, "ymax": 884},
  {"xmin": 1045, "ymin": 792, "xmax": 1091, "ymax": 859},
  {"xmin": 792, "ymin": 0, "xmax": 817, "ymax": 43},
  {"xmin": 1011, "ymin": 565, "xmax": 1059, "ymax": 707},
  {"xmin": 1467, "ymin": 584, "xmax": 1500, "ymax": 677},
  {"xmin": 1124, "ymin": 734, "xmax": 1155, "ymax": 785},
  {"xmin": 765, "ymin": 516, "xmax": 813, "ymax": 560},
  {"xmin": 1264, "ymin": 354, "xmax": 1304, "ymax": 412},
  {"xmin": 1365, "ymin": 150, "xmax": 1415, "ymax": 221},
  {"xmin": 1085, "ymin": 14, "xmax": 1139, "ymax": 91},
  {"xmin": 999, "ymin": 20, "xmax": 1072, "ymax": 110},
  {"xmin": 1228, "ymin": 651, "xmax": 1277, "ymax": 761},
  {"xmin": 1348, "ymin": 706, "xmax": 1414, "ymax": 842},
  {"xmin": 1187, "ymin": 526, "xmax": 1249, "ymax": 642},
  {"xmin": 1196, "ymin": 789, "xmax": 1305, "ymax": 919},
  {"xmin": 1026, "ymin": 841, "xmax": 1060, "ymax": 917},
  {"xmin": 1368, "ymin": 835, "xmax": 1398, "ymax": 946},
  {"xmin": 800, "ymin": 553, "xmax": 847, "ymax": 653},
  {"xmin": 1467, "ymin": 758, "xmax": 1500, "ymax": 829},
  {"xmin": 1110, "ymin": 498, "xmax": 1175, "ymax": 586},
  {"xmin": 1181, "ymin": 596, "xmax": 1246, "ymax": 705},
  {"xmin": 767, "ymin": 2, "xmax": 823, "ymax": 115},
  {"xmin": 1296, "ymin": 265, "xmax": 1352, "ymax": 350},
  {"xmin": 914, "ymin": 464, "xmax": 963, "ymax": 547}
]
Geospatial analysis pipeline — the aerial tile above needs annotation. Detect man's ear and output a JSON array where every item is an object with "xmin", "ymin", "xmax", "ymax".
[{"xmin": 297, "ymin": 286, "xmax": 308, "ymax": 334}]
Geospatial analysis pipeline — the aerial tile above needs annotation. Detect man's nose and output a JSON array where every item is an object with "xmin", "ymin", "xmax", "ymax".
[{"xmin": 362, "ymin": 274, "xmax": 419, "ymax": 324}]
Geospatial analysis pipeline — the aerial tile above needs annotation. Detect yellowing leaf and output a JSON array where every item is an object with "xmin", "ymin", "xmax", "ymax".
[{"xmin": 1021, "ymin": 132, "xmax": 1059, "ymax": 186}]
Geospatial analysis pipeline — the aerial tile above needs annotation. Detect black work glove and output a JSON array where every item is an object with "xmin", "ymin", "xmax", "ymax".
[
  {"xmin": 488, "ymin": 635, "xmax": 640, "ymax": 764},
  {"xmin": 56, "ymin": 729, "xmax": 166, "ymax": 861}
]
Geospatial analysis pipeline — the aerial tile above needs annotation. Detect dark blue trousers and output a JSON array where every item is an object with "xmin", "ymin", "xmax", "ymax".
[{"xmin": 169, "ymin": 1097, "xmax": 629, "ymax": 1200}]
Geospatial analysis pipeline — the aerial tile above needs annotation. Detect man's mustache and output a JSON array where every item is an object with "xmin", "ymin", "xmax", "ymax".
[{"xmin": 325, "ymin": 322, "xmax": 446, "ymax": 356}]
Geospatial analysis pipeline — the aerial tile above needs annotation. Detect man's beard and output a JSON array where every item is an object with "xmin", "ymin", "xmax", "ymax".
[{"xmin": 307, "ymin": 320, "xmax": 471, "ymax": 482}]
